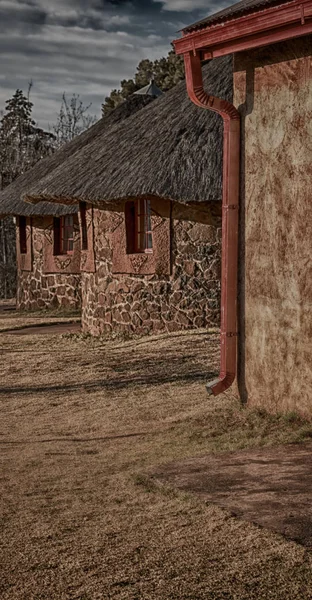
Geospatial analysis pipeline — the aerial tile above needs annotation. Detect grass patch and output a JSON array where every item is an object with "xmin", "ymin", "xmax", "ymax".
[{"xmin": 185, "ymin": 401, "xmax": 312, "ymax": 454}]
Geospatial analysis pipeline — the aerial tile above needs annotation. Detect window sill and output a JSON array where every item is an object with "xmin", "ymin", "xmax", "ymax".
[{"xmin": 127, "ymin": 250, "xmax": 153, "ymax": 256}]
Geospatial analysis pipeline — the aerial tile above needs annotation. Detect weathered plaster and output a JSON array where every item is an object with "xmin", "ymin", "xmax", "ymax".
[
  {"xmin": 82, "ymin": 200, "xmax": 221, "ymax": 336},
  {"xmin": 234, "ymin": 37, "xmax": 312, "ymax": 416}
]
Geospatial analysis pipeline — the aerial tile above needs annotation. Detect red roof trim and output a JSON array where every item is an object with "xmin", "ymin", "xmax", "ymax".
[
  {"xmin": 174, "ymin": 0, "xmax": 312, "ymax": 57},
  {"xmin": 182, "ymin": 0, "xmax": 293, "ymax": 33}
]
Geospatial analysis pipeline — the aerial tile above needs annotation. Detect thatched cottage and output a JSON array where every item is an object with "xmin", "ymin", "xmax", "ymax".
[
  {"xmin": 0, "ymin": 95, "xmax": 154, "ymax": 311},
  {"xmin": 173, "ymin": 0, "xmax": 312, "ymax": 414},
  {"xmin": 24, "ymin": 56, "xmax": 233, "ymax": 336},
  {"xmin": 0, "ymin": 194, "xmax": 81, "ymax": 311}
]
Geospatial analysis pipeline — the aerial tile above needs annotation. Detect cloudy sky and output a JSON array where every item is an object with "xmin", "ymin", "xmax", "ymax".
[{"xmin": 0, "ymin": 0, "xmax": 236, "ymax": 129}]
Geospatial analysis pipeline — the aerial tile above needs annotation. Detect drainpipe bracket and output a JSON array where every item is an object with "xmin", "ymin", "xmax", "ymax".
[{"xmin": 223, "ymin": 205, "xmax": 238, "ymax": 211}]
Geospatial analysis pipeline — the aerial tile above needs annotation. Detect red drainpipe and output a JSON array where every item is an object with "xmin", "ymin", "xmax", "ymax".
[{"xmin": 184, "ymin": 52, "xmax": 240, "ymax": 396}]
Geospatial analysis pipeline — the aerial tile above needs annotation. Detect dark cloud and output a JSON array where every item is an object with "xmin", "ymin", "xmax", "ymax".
[
  {"xmin": 0, "ymin": 2, "xmax": 47, "ymax": 33},
  {"xmin": 0, "ymin": 0, "xmax": 237, "ymax": 127},
  {"xmin": 100, "ymin": 0, "xmax": 155, "ymax": 6}
]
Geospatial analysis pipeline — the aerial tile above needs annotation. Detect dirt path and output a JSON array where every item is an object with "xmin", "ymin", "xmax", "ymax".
[
  {"xmin": 1, "ymin": 316, "xmax": 312, "ymax": 599},
  {"xmin": 7, "ymin": 322, "xmax": 81, "ymax": 335},
  {"xmin": 0, "ymin": 299, "xmax": 80, "ymax": 332}
]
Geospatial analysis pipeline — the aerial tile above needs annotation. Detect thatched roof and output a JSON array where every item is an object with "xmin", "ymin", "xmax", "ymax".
[
  {"xmin": 0, "ymin": 95, "xmax": 154, "ymax": 217},
  {"xmin": 183, "ymin": 0, "xmax": 292, "ymax": 32},
  {"xmin": 0, "ymin": 195, "xmax": 78, "ymax": 218},
  {"xmin": 25, "ymin": 55, "xmax": 233, "ymax": 207}
]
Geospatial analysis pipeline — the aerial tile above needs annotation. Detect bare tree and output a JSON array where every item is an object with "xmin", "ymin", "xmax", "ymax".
[{"xmin": 52, "ymin": 93, "xmax": 97, "ymax": 147}]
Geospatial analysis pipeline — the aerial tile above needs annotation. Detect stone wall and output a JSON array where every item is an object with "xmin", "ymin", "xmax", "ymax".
[
  {"xmin": 16, "ymin": 216, "xmax": 81, "ymax": 310},
  {"xmin": 81, "ymin": 199, "xmax": 221, "ymax": 336},
  {"xmin": 234, "ymin": 36, "xmax": 312, "ymax": 417}
]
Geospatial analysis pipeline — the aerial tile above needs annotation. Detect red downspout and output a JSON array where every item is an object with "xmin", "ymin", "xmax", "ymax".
[{"xmin": 184, "ymin": 52, "xmax": 240, "ymax": 396}]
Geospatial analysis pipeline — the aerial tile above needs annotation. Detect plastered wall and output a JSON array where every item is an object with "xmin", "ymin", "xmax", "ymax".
[{"xmin": 234, "ymin": 37, "xmax": 312, "ymax": 416}]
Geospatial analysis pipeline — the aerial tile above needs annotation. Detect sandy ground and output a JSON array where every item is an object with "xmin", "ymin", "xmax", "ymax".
[{"xmin": 1, "ymin": 306, "xmax": 312, "ymax": 599}]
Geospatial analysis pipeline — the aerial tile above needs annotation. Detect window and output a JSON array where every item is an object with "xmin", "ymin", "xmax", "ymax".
[
  {"xmin": 80, "ymin": 202, "xmax": 88, "ymax": 250},
  {"xmin": 125, "ymin": 199, "xmax": 153, "ymax": 254},
  {"xmin": 54, "ymin": 215, "xmax": 74, "ymax": 255},
  {"xmin": 19, "ymin": 216, "xmax": 27, "ymax": 254}
]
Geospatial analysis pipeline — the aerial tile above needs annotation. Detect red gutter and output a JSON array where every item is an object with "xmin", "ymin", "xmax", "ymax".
[
  {"xmin": 200, "ymin": 20, "xmax": 312, "ymax": 58},
  {"xmin": 174, "ymin": 0, "xmax": 312, "ymax": 58},
  {"xmin": 184, "ymin": 52, "xmax": 240, "ymax": 396}
]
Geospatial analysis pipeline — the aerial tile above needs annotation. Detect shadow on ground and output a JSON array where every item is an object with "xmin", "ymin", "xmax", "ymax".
[
  {"xmin": 0, "ymin": 367, "xmax": 217, "ymax": 394},
  {"xmin": 154, "ymin": 442, "xmax": 312, "ymax": 547}
]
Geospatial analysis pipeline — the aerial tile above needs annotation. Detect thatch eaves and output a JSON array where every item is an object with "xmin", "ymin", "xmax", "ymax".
[
  {"xmin": 0, "ymin": 95, "xmax": 154, "ymax": 217},
  {"xmin": 0, "ymin": 195, "xmax": 78, "ymax": 218},
  {"xmin": 25, "ymin": 55, "xmax": 233, "ymax": 208}
]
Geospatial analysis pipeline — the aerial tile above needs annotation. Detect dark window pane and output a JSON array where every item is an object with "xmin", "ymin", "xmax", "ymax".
[
  {"xmin": 19, "ymin": 216, "xmax": 27, "ymax": 254},
  {"xmin": 53, "ymin": 217, "xmax": 61, "ymax": 255},
  {"xmin": 80, "ymin": 202, "xmax": 88, "ymax": 250}
]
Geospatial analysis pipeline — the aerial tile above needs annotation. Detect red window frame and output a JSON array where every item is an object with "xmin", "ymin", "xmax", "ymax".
[
  {"xmin": 54, "ymin": 215, "xmax": 74, "ymax": 255},
  {"xmin": 80, "ymin": 202, "xmax": 88, "ymax": 251},
  {"xmin": 19, "ymin": 216, "xmax": 27, "ymax": 254},
  {"xmin": 125, "ymin": 199, "xmax": 153, "ymax": 254}
]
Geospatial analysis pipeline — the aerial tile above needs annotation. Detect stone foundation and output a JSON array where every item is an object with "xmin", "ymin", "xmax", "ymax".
[
  {"xmin": 82, "ymin": 200, "xmax": 221, "ymax": 335},
  {"xmin": 16, "ymin": 216, "xmax": 81, "ymax": 311}
]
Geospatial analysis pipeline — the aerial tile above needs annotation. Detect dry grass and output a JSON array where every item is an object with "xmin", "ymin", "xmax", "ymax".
[{"xmin": 1, "ymin": 313, "xmax": 312, "ymax": 599}]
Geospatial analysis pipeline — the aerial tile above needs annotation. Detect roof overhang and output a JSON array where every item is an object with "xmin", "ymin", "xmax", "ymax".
[{"xmin": 174, "ymin": 0, "xmax": 312, "ymax": 58}]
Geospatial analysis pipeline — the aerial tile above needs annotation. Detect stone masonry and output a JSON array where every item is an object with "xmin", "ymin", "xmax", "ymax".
[
  {"xmin": 16, "ymin": 216, "xmax": 81, "ymax": 311},
  {"xmin": 81, "ymin": 200, "xmax": 221, "ymax": 336}
]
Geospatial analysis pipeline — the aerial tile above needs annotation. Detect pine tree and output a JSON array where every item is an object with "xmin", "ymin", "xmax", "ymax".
[
  {"xmin": 0, "ymin": 89, "xmax": 54, "ymax": 183},
  {"xmin": 0, "ymin": 89, "xmax": 55, "ymax": 299},
  {"xmin": 134, "ymin": 59, "xmax": 154, "ymax": 88},
  {"xmin": 0, "ymin": 89, "xmax": 35, "ymax": 180}
]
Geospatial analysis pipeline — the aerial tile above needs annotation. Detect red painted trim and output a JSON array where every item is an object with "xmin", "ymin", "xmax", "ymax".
[
  {"xmin": 135, "ymin": 199, "xmax": 153, "ymax": 254},
  {"xmin": 126, "ymin": 198, "xmax": 153, "ymax": 255},
  {"xmin": 60, "ymin": 215, "xmax": 74, "ymax": 255},
  {"xmin": 201, "ymin": 21, "xmax": 312, "ymax": 58},
  {"xmin": 174, "ymin": 0, "xmax": 312, "ymax": 56},
  {"xmin": 184, "ymin": 52, "xmax": 240, "ymax": 396}
]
